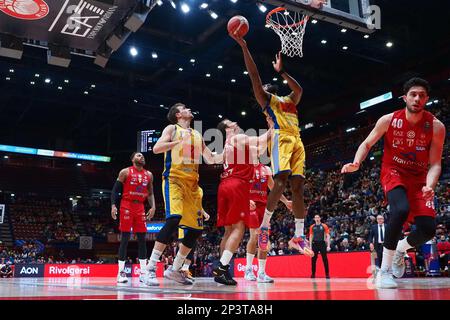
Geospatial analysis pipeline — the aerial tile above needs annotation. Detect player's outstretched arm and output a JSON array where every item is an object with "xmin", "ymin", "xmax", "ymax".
[
  {"xmin": 272, "ymin": 51, "xmax": 303, "ymax": 105},
  {"xmin": 423, "ymin": 119, "xmax": 446, "ymax": 200},
  {"xmin": 153, "ymin": 125, "xmax": 182, "ymax": 154},
  {"xmin": 229, "ymin": 33, "xmax": 270, "ymax": 108},
  {"xmin": 341, "ymin": 113, "xmax": 392, "ymax": 173}
]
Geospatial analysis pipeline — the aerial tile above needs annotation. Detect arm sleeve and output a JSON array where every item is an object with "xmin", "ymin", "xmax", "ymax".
[{"xmin": 111, "ymin": 180, "xmax": 123, "ymax": 206}]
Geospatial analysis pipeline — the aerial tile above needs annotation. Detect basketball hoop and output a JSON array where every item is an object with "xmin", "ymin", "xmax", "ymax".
[{"xmin": 266, "ymin": 7, "xmax": 309, "ymax": 58}]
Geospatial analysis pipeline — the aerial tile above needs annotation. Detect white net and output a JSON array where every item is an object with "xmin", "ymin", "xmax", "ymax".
[{"xmin": 266, "ymin": 8, "xmax": 309, "ymax": 58}]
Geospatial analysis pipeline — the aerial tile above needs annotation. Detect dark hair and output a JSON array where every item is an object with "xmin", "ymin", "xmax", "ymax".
[
  {"xmin": 403, "ymin": 77, "xmax": 430, "ymax": 95},
  {"xmin": 130, "ymin": 152, "xmax": 140, "ymax": 161},
  {"xmin": 263, "ymin": 83, "xmax": 278, "ymax": 95},
  {"xmin": 167, "ymin": 103, "xmax": 184, "ymax": 124},
  {"xmin": 217, "ymin": 119, "xmax": 229, "ymax": 137}
]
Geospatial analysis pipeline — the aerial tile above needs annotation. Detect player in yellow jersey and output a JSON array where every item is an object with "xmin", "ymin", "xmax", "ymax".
[
  {"xmin": 143, "ymin": 103, "xmax": 223, "ymax": 286},
  {"xmin": 230, "ymin": 33, "xmax": 313, "ymax": 257}
]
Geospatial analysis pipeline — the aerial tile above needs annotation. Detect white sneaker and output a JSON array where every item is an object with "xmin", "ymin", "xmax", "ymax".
[
  {"xmin": 139, "ymin": 272, "xmax": 147, "ymax": 283},
  {"xmin": 244, "ymin": 268, "xmax": 256, "ymax": 281},
  {"xmin": 375, "ymin": 269, "xmax": 398, "ymax": 289},
  {"xmin": 117, "ymin": 271, "xmax": 128, "ymax": 283},
  {"xmin": 164, "ymin": 266, "xmax": 192, "ymax": 285},
  {"xmin": 144, "ymin": 266, "xmax": 159, "ymax": 287},
  {"xmin": 257, "ymin": 272, "xmax": 274, "ymax": 283},
  {"xmin": 392, "ymin": 250, "xmax": 406, "ymax": 278}
]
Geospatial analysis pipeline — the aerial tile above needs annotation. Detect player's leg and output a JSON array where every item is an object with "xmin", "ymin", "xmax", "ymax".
[
  {"xmin": 214, "ymin": 221, "xmax": 246, "ymax": 285},
  {"xmin": 245, "ymin": 228, "xmax": 258, "ymax": 281},
  {"xmin": 136, "ymin": 232, "xmax": 148, "ymax": 282},
  {"xmin": 117, "ymin": 231, "xmax": 131, "ymax": 283},
  {"xmin": 320, "ymin": 242, "xmax": 330, "ymax": 278},
  {"xmin": 181, "ymin": 241, "xmax": 196, "ymax": 283},
  {"xmin": 256, "ymin": 242, "xmax": 274, "ymax": 283},
  {"xmin": 311, "ymin": 242, "xmax": 319, "ymax": 278},
  {"xmin": 377, "ymin": 186, "xmax": 410, "ymax": 288},
  {"xmin": 392, "ymin": 216, "xmax": 436, "ymax": 278},
  {"xmin": 220, "ymin": 226, "xmax": 232, "ymax": 255}
]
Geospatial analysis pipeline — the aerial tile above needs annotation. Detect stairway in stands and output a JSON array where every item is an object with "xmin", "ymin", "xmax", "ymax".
[{"xmin": 0, "ymin": 206, "xmax": 14, "ymax": 246}]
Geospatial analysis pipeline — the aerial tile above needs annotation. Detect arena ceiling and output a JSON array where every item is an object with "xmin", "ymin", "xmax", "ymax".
[{"xmin": 0, "ymin": 0, "xmax": 449, "ymax": 158}]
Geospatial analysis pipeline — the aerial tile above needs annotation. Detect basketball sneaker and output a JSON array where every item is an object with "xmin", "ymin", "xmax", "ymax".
[
  {"xmin": 288, "ymin": 236, "xmax": 314, "ymax": 257},
  {"xmin": 143, "ymin": 266, "xmax": 159, "ymax": 287},
  {"xmin": 244, "ymin": 267, "xmax": 256, "ymax": 281},
  {"xmin": 117, "ymin": 271, "xmax": 128, "ymax": 283},
  {"xmin": 164, "ymin": 266, "xmax": 192, "ymax": 285},
  {"xmin": 257, "ymin": 227, "xmax": 270, "ymax": 252},
  {"xmin": 139, "ymin": 272, "xmax": 147, "ymax": 283},
  {"xmin": 182, "ymin": 269, "xmax": 195, "ymax": 285},
  {"xmin": 375, "ymin": 269, "xmax": 398, "ymax": 289},
  {"xmin": 257, "ymin": 272, "xmax": 274, "ymax": 283},
  {"xmin": 213, "ymin": 262, "xmax": 237, "ymax": 286},
  {"xmin": 392, "ymin": 250, "xmax": 406, "ymax": 278}
]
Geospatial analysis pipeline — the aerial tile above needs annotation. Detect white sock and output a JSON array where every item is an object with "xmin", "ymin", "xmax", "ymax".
[
  {"xmin": 181, "ymin": 263, "xmax": 190, "ymax": 271},
  {"xmin": 172, "ymin": 252, "xmax": 187, "ymax": 271},
  {"xmin": 146, "ymin": 249, "xmax": 162, "ymax": 270},
  {"xmin": 246, "ymin": 253, "xmax": 255, "ymax": 270},
  {"xmin": 258, "ymin": 259, "xmax": 266, "ymax": 275},
  {"xmin": 380, "ymin": 248, "xmax": 395, "ymax": 272},
  {"xmin": 396, "ymin": 238, "xmax": 413, "ymax": 253},
  {"xmin": 220, "ymin": 250, "xmax": 234, "ymax": 266},
  {"xmin": 295, "ymin": 219, "xmax": 305, "ymax": 238},
  {"xmin": 118, "ymin": 260, "xmax": 125, "ymax": 273},
  {"xmin": 260, "ymin": 209, "xmax": 273, "ymax": 228},
  {"xmin": 139, "ymin": 259, "xmax": 147, "ymax": 273}
]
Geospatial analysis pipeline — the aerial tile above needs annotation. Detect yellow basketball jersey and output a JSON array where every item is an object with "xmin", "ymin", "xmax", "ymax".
[
  {"xmin": 263, "ymin": 95, "xmax": 300, "ymax": 135},
  {"xmin": 163, "ymin": 124, "xmax": 202, "ymax": 181}
]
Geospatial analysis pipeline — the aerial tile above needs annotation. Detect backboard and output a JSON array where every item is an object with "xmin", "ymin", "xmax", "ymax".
[{"xmin": 260, "ymin": 0, "xmax": 377, "ymax": 33}]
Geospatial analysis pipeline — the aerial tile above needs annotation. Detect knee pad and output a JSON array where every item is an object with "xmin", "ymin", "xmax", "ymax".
[
  {"xmin": 181, "ymin": 229, "xmax": 202, "ymax": 249},
  {"xmin": 156, "ymin": 217, "xmax": 181, "ymax": 245}
]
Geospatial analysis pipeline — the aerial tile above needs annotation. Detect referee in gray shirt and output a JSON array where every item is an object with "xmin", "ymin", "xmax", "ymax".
[{"xmin": 309, "ymin": 214, "xmax": 331, "ymax": 279}]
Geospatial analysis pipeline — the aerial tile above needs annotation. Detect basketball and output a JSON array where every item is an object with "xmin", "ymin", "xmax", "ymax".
[{"xmin": 227, "ymin": 15, "xmax": 249, "ymax": 37}]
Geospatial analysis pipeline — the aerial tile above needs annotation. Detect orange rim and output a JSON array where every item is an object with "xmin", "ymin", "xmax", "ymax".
[{"xmin": 266, "ymin": 7, "xmax": 309, "ymax": 28}]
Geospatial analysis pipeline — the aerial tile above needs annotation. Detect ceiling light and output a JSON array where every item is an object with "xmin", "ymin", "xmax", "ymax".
[
  {"xmin": 200, "ymin": 3, "xmax": 208, "ymax": 9},
  {"xmin": 272, "ymin": 77, "xmax": 278, "ymax": 81},
  {"xmin": 341, "ymin": 28, "xmax": 347, "ymax": 33},
  {"xmin": 30, "ymin": 81, "xmax": 35, "ymax": 85},
  {"xmin": 364, "ymin": 34, "xmax": 370, "ymax": 39},
  {"xmin": 156, "ymin": 0, "xmax": 163, "ymax": 6},
  {"xmin": 243, "ymin": 71, "xmax": 248, "ymax": 75},
  {"xmin": 134, "ymin": 99, "xmax": 138, "ymax": 103},
  {"xmin": 35, "ymin": 73, "xmax": 40, "ymax": 78},
  {"xmin": 77, "ymin": 163, "xmax": 82, "ymax": 167},
  {"xmin": 5, "ymin": 77, "xmax": 10, "ymax": 80},
  {"xmin": 178, "ymin": 67, "xmax": 183, "ymax": 71},
  {"xmin": 311, "ymin": 19, "xmax": 318, "ymax": 24},
  {"xmin": 160, "ymin": 104, "xmax": 164, "ymax": 107},
  {"xmin": 217, "ymin": 65, "xmax": 223, "ymax": 69},
  {"xmin": 283, "ymin": 80, "xmax": 288, "ymax": 84},
  {"xmin": 9, "ymin": 69, "xmax": 14, "ymax": 73},
  {"xmin": 241, "ymin": 111, "xmax": 246, "ymax": 116},
  {"xmin": 130, "ymin": 47, "xmax": 138, "ymax": 57},
  {"xmin": 209, "ymin": 10, "xmax": 218, "ymax": 19},
  {"xmin": 231, "ymin": 79, "xmax": 236, "ymax": 83},
  {"xmin": 58, "ymin": 86, "xmax": 62, "ymax": 90},
  {"xmin": 230, "ymin": 0, "xmax": 238, "ymax": 3},
  {"xmin": 91, "ymin": 84, "xmax": 95, "ymax": 88},
  {"xmin": 206, "ymin": 73, "xmax": 211, "ymax": 77},
  {"xmin": 3, "ymin": 156, "xmax": 8, "ymax": 159},
  {"xmin": 386, "ymin": 41, "xmax": 394, "ymax": 48},
  {"xmin": 190, "ymin": 58, "xmax": 196, "ymax": 63},
  {"xmin": 84, "ymin": 91, "xmax": 88, "ymax": 95},
  {"xmin": 342, "ymin": 46, "xmax": 348, "ymax": 50},
  {"xmin": 284, "ymin": 10, "xmax": 290, "ymax": 15},
  {"xmin": 265, "ymin": 23, "xmax": 271, "ymax": 28},
  {"xmin": 181, "ymin": 3, "xmax": 190, "ymax": 13},
  {"xmin": 218, "ymin": 114, "xmax": 223, "ymax": 119},
  {"xmin": 152, "ymin": 52, "xmax": 158, "ymax": 59},
  {"xmin": 321, "ymin": 40, "xmax": 327, "ymax": 44},
  {"xmin": 170, "ymin": 0, "xmax": 176, "ymax": 9},
  {"xmin": 45, "ymin": 78, "xmax": 51, "ymax": 83},
  {"xmin": 257, "ymin": 3, "xmax": 267, "ymax": 13},
  {"xmin": 64, "ymin": 79, "xmax": 69, "ymax": 83}
]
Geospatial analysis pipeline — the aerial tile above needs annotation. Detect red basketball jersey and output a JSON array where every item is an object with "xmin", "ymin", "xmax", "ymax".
[
  {"xmin": 221, "ymin": 137, "xmax": 254, "ymax": 181},
  {"xmin": 250, "ymin": 164, "xmax": 270, "ymax": 204},
  {"xmin": 381, "ymin": 109, "xmax": 434, "ymax": 180},
  {"xmin": 122, "ymin": 166, "xmax": 151, "ymax": 202}
]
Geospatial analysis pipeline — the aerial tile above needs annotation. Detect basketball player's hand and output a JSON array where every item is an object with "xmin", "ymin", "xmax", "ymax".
[
  {"xmin": 284, "ymin": 200, "xmax": 293, "ymax": 212},
  {"xmin": 250, "ymin": 200, "xmax": 256, "ymax": 211},
  {"xmin": 272, "ymin": 51, "xmax": 283, "ymax": 73},
  {"xmin": 341, "ymin": 162, "xmax": 360, "ymax": 173},
  {"xmin": 111, "ymin": 205, "xmax": 118, "ymax": 220},
  {"xmin": 229, "ymin": 32, "xmax": 247, "ymax": 47},
  {"xmin": 146, "ymin": 207, "xmax": 155, "ymax": 220},
  {"xmin": 327, "ymin": 246, "xmax": 331, "ymax": 252},
  {"xmin": 421, "ymin": 186, "xmax": 435, "ymax": 201},
  {"xmin": 202, "ymin": 211, "xmax": 210, "ymax": 221},
  {"xmin": 311, "ymin": 0, "xmax": 327, "ymax": 9}
]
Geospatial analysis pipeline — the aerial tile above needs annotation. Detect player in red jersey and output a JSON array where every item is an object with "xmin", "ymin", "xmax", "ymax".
[
  {"xmin": 111, "ymin": 152, "xmax": 155, "ymax": 284},
  {"xmin": 245, "ymin": 162, "xmax": 292, "ymax": 283},
  {"xmin": 213, "ymin": 119, "xmax": 271, "ymax": 285},
  {"xmin": 342, "ymin": 78, "xmax": 445, "ymax": 289}
]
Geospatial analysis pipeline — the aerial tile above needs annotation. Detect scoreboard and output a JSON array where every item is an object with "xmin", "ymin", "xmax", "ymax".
[{"xmin": 137, "ymin": 130, "xmax": 161, "ymax": 153}]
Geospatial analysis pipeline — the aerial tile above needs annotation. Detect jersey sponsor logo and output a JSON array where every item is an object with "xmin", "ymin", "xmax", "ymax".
[
  {"xmin": 0, "ymin": 0, "xmax": 49, "ymax": 20},
  {"xmin": 417, "ymin": 139, "xmax": 427, "ymax": 147},
  {"xmin": 393, "ymin": 130, "xmax": 404, "ymax": 137},
  {"xmin": 416, "ymin": 146, "xmax": 426, "ymax": 151},
  {"xmin": 400, "ymin": 152, "xmax": 416, "ymax": 162},
  {"xmin": 406, "ymin": 131, "xmax": 415, "ymax": 139},
  {"xmin": 406, "ymin": 139, "xmax": 415, "ymax": 147},
  {"xmin": 420, "ymin": 134, "xmax": 426, "ymax": 139},
  {"xmin": 392, "ymin": 138, "xmax": 404, "ymax": 148}
]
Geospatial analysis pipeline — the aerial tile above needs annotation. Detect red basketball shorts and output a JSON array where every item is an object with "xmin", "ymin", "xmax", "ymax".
[
  {"xmin": 119, "ymin": 200, "xmax": 147, "ymax": 233},
  {"xmin": 381, "ymin": 167, "xmax": 435, "ymax": 223},
  {"xmin": 247, "ymin": 202, "xmax": 266, "ymax": 229},
  {"xmin": 217, "ymin": 178, "xmax": 250, "ymax": 227}
]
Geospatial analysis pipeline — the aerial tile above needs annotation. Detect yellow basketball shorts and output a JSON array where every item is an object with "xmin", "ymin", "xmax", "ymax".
[
  {"xmin": 162, "ymin": 176, "xmax": 204, "ymax": 230},
  {"xmin": 269, "ymin": 131, "xmax": 306, "ymax": 177}
]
